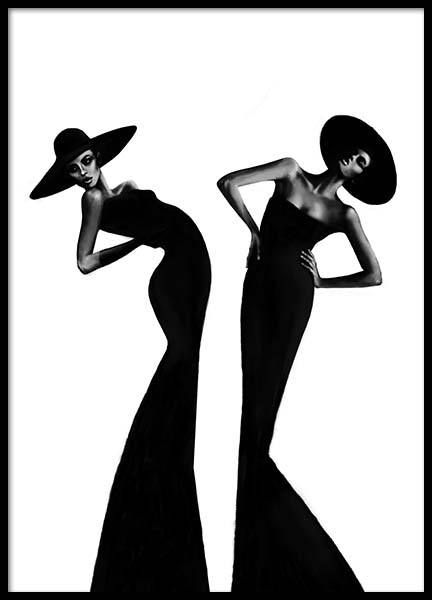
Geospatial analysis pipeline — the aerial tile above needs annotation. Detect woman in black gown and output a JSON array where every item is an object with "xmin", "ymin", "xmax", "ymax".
[
  {"xmin": 217, "ymin": 115, "xmax": 396, "ymax": 592},
  {"xmin": 30, "ymin": 125, "xmax": 211, "ymax": 592}
]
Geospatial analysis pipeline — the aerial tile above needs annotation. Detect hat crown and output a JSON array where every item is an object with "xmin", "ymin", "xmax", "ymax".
[
  {"xmin": 31, "ymin": 124, "xmax": 137, "ymax": 199},
  {"xmin": 54, "ymin": 128, "xmax": 91, "ymax": 159},
  {"xmin": 320, "ymin": 115, "xmax": 396, "ymax": 204}
]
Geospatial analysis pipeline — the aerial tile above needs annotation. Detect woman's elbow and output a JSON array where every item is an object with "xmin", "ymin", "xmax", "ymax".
[
  {"xmin": 367, "ymin": 270, "xmax": 382, "ymax": 286},
  {"xmin": 77, "ymin": 257, "xmax": 92, "ymax": 275},
  {"xmin": 374, "ymin": 265, "xmax": 383, "ymax": 285},
  {"xmin": 216, "ymin": 175, "xmax": 231, "ymax": 192}
]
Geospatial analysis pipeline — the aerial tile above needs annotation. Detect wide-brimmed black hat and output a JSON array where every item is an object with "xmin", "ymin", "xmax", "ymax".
[
  {"xmin": 30, "ymin": 125, "xmax": 137, "ymax": 199},
  {"xmin": 320, "ymin": 115, "xmax": 397, "ymax": 205}
]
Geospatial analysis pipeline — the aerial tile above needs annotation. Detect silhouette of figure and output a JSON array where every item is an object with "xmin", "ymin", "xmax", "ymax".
[
  {"xmin": 31, "ymin": 125, "xmax": 211, "ymax": 592},
  {"xmin": 217, "ymin": 115, "xmax": 396, "ymax": 592}
]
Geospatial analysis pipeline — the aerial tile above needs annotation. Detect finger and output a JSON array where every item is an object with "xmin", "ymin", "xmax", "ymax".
[
  {"xmin": 301, "ymin": 256, "xmax": 315, "ymax": 268},
  {"xmin": 302, "ymin": 251, "xmax": 314, "ymax": 262},
  {"xmin": 304, "ymin": 253, "xmax": 316, "ymax": 266},
  {"xmin": 301, "ymin": 261, "xmax": 315, "ymax": 274}
]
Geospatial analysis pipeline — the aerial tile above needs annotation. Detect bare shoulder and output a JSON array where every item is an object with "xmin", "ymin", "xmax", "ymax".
[
  {"xmin": 336, "ymin": 203, "xmax": 362, "ymax": 231},
  {"xmin": 81, "ymin": 188, "xmax": 104, "ymax": 210},
  {"xmin": 112, "ymin": 180, "xmax": 138, "ymax": 194},
  {"xmin": 279, "ymin": 157, "xmax": 300, "ymax": 179},
  {"xmin": 125, "ymin": 179, "xmax": 138, "ymax": 190},
  {"xmin": 120, "ymin": 179, "xmax": 138, "ymax": 191}
]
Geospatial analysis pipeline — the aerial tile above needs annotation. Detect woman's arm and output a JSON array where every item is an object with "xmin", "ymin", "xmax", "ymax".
[
  {"xmin": 217, "ymin": 157, "xmax": 297, "ymax": 264},
  {"xmin": 76, "ymin": 189, "xmax": 142, "ymax": 275},
  {"xmin": 301, "ymin": 206, "xmax": 382, "ymax": 288},
  {"xmin": 217, "ymin": 157, "xmax": 296, "ymax": 232}
]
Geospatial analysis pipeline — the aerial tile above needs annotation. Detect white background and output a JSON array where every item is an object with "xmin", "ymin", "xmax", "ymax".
[{"xmin": 10, "ymin": 9, "xmax": 423, "ymax": 593}]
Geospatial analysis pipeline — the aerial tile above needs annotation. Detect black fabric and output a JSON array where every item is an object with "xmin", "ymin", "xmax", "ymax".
[
  {"xmin": 90, "ymin": 190, "xmax": 211, "ymax": 592},
  {"xmin": 232, "ymin": 194, "xmax": 364, "ymax": 592}
]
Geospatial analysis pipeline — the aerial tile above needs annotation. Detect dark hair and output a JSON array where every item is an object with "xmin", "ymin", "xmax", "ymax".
[{"xmin": 94, "ymin": 149, "xmax": 102, "ymax": 167}]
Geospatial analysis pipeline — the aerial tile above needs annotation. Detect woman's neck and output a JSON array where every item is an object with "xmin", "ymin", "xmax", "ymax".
[
  {"xmin": 307, "ymin": 168, "xmax": 347, "ymax": 199},
  {"xmin": 95, "ymin": 171, "xmax": 114, "ymax": 198}
]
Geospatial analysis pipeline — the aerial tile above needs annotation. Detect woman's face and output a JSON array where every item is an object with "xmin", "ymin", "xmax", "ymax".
[
  {"xmin": 66, "ymin": 149, "xmax": 100, "ymax": 189},
  {"xmin": 338, "ymin": 148, "xmax": 371, "ymax": 179}
]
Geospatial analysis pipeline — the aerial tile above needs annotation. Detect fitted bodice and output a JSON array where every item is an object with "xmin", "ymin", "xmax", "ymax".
[
  {"xmin": 99, "ymin": 189, "xmax": 204, "ymax": 252},
  {"xmin": 260, "ymin": 192, "xmax": 335, "ymax": 254}
]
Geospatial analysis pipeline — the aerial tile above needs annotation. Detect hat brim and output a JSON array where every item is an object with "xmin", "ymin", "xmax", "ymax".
[
  {"xmin": 320, "ymin": 115, "xmax": 397, "ymax": 205},
  {"xmin": 30, "ymin": 125, "xmax": 137, "ymax": 199}
]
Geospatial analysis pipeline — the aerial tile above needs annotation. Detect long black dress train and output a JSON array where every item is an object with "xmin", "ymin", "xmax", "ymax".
[
  {"xmin": 90, "ymin": 189, "xmax": 211, "ymax": 592},
  {"xmin": 232, "ymin": 191, "xmax": 364, "ymax": 592}
]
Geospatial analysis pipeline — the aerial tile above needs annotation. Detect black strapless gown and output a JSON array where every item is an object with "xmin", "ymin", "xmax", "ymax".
[
  {"xmin": 90, "ymin": 190, "xmax": 211, "ymax": 592},
  {"xmin": 232, "ymin": 192, "xmax": 364, "ymax": 592}
]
